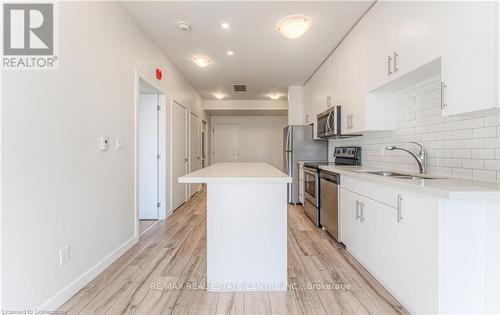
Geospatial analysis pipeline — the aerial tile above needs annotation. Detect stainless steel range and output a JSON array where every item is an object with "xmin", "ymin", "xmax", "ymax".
[{"xmin": 303, "ymin": 147, "xmax": 361, "ymax": 232}]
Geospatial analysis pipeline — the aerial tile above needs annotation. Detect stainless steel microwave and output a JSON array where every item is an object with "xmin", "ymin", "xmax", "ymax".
[{"xmin": 317, "ymin": 106, "xmax": 341, "ymax": 139}]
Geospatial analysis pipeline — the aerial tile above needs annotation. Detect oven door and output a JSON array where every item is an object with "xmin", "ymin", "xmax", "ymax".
[{"xmin": 303, "ymin": 167, "xmax": 318, "ymax": 207}]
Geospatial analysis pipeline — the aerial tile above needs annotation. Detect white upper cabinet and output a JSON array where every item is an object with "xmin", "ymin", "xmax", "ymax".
[
  {"xmin": 365, "ymin": 1, "xmax": 441, "ymax": 92},
  {"xmin": 340, "ymin": 14, "xmax": 369, "ymax": 135},
  {"xmin": 303, "ymin": 1, "xmax": 498, "ymax": 136},
  {"xmin": 305, "ymin": 55, "xmax": 333, "ymax": 139},
  {"xmin": 365, "ymin": 1, "xmax": 397, "ymax": 92},
  {"xmin": 393, "ymin": 1, "xmax": 441, "ymax": 79},
  {"xmin": 440, "ymin": 1, "xmax": 498, "ymax": 116},
  {"xmin": 329, "ymin": 50, "xmax": 342, "ymax": 107}
]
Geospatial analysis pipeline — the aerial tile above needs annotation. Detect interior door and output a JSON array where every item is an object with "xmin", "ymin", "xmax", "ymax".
[
  {"xmin": 138, "ymin": 94, "xmax": 158, "ymax": 219},
  {"xmin": 172, "ymin": 101, "xmax": 188, "ymax": 210},
  {"xmin": 189, "ymin": 113, "xmax": 200, "ymax": 196},
  {"xmin": 213, "ymin": 124, "xmax": 238, "ymax": 163}
]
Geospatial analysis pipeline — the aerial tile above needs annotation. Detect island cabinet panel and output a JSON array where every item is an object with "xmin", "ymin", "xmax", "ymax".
[{"xmin": 206, "ymin": 181, "xmax": 287, "ymax": 291}]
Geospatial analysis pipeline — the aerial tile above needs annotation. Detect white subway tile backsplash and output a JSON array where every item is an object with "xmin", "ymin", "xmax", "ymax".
[
  {"xmin": 484, "ymin": 160, "xmax": 500, "ymax": 171},
  {"xmin": 473, "ymin": 170, "xmax": 497, "ymax": 182},
  {"xmin": 452, "ymin": 168, "xmax": 473, "ymax": 179},
  {"xmin": 452, "ymin": 149, "xmax": 472, "ymax": 159},
  {"xmin": 462, "ymin": 138, "xmax": 484, "ymax": 148},
  {"xmin": 330, "ymin": 76, "xmax": 500, "ymax": 183},
  {"xmin": 471, "ymin": 149, "xmax": 496, "ymax": 159},
  {"xmin": 484, "ymin": 115, "xmax": 500, "ymax": 127},
  {"xmin": 443, "ymin": 159, "xmax": 462, "ymax": 168},
  {"xmin": 462, "ymin": 118, "xmax": 484, "ymax": 129},
  {"xmin": 462, "ymin": 159, "xmax": 484, "ymax": 170},
  {"xmin": 452, "ymin": 129, "xmax": 473, "ymax": 139},
  {"xmin": 473, "ymin": 127, "xmax": 497, "ymax": 139}
]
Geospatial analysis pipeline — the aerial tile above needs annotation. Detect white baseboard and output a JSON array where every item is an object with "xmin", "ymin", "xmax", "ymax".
[{"xmin": 38, "ymin": 235, "xmax": 139, "ymax": 311}]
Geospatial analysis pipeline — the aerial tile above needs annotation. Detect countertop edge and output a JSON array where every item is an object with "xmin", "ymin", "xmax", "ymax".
[{"xmin": 318, "ymin": 165, "xmax": 500, "ymax": 200}]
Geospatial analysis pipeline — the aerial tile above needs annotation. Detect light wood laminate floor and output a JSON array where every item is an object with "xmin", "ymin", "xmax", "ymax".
[
  {"xmin": 59, "ymin": 191, "xmax": 408, "ymax": 315},
  {"xmin": 139, "ymin": 220, "xmax": 157, "ymax": 235}
]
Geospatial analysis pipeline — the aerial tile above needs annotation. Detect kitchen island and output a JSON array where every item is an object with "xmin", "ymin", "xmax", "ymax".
[{"xmin": 179, "ymin": 162, "xmax": 292, "ymax": 292}]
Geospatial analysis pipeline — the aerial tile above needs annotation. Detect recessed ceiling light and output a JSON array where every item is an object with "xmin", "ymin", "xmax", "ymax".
[
  {"xmin": 177, "ymin": 22, "xmax": 191, "ymax": 32},
  {"xmin": 268, "ymin": 93, "xmax": 281, "ymax": 100},
  {"xmin": 214, "ymin": 92, "xmax": 226, "ymax": 99},
  {"xmin": 276, "ymin": 15, "xmax": 312, "ymax": 39},
  {"xmin": 221, "ymin": 22, "xmax": 230, "ymax": 29},
  {"xmin": 226, "ymin": 50, "xmax": 234, "ymax": 56},
  {"xmin": 191, "ymin": 55, "xmax": 212, "ymax": 68}
]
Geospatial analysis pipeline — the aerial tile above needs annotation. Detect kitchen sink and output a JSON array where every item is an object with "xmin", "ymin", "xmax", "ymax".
[{"xmin": 361, "ymin": 170, "xmax": 443, "ymax": 180}]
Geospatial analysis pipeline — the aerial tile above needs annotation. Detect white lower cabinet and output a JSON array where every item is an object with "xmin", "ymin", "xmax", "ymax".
[
  {"xmin": 341, "ymin": 180, "xmax": 439, "ymax": 314},
  {"xmin": 340, "ymin": 189, "xmax": 363, "ymax": 260}
]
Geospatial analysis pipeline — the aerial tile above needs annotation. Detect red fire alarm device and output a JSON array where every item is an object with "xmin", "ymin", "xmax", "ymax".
[{"xmin": 155, "ymin": 68, "xmax": 162, "ymax": 80}]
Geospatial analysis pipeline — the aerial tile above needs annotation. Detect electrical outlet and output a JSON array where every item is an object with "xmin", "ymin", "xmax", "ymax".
[
  {"xmin": 99, "ymin": 137, "xmax": 109, "ymax": 151},
  {"xmin": 59, "ymin": 246, "xmax": 70, "ymax": 266}
]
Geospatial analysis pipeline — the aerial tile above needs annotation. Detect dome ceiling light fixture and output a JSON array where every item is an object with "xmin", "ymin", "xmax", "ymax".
[
  {"xmin": 191, "ymin": 55, "xmax": 212, "ymax": 68},
  {"xmin": 213, "ymin": 92, "xmax": 226, "ymax": 100},
  {"xmin": 276, "ymin": 15, "xmax": 312, "ymax": 39}
]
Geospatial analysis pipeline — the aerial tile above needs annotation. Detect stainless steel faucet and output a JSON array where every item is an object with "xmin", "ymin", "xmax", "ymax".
[{"xmin": 385, "ymin": 141, "xmax": 426, "ymax": 174}]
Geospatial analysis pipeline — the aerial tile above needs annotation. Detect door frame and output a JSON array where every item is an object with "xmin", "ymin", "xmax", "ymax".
[
  {"xmin": 134, "ymin": 71, "xmax": 168, "ymax": 237},
  {"xmin": 188, "ymin": 112, "xmax": 201, "ymax": 196},
  {"xmin": 170, "ymin": 99, "xmax": 189, "ymax": 211}
]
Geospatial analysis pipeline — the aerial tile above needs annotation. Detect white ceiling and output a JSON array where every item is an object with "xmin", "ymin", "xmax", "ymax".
[{"xmin": 122, "ymin": 1, "xmax": 373, "ymax": 100}]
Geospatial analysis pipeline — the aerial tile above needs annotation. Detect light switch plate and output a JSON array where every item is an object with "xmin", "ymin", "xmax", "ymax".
[
  {"xmin": 59, "ymin": 246, "xmax": 70, "ymax": 266},
  {"xmin": 115, "ymin": 138, "xmax": 124, "ymax": 150}
]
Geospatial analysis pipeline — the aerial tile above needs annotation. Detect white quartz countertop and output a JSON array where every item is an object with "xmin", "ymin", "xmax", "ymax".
[
  {"xmin": 179, "ymin": 162, "xmax": 292, "ymax": 183},
  {"xmin": 319, "ymin": 165, "xmax": 500, "ymax": 200}
]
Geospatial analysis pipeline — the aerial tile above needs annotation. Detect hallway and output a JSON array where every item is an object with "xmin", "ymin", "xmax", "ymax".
[{"xmin": 59, "ymin": 191, "xmax": 407, "ymax": 314}]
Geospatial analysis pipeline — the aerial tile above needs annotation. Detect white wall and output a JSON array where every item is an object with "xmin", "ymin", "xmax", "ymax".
[
  {"xmin": 204, "ymin": 100, "xmax": 287, "ymax": 111},
  {"xmin": 211, "ymin": 116, "xmax": 288, "ymax": 170},
  {"xmin": 1, "ymin": 2, "xmax": 202, "ymax": 309},
  {"xmin": 330, "ymin": 76, "xmax": 500, "ymax": 182}
]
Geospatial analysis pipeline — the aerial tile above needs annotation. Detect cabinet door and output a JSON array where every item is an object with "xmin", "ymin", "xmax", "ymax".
[
  {"xmin": 330, "ymin": 50, "xmax": 342, "ymax": 107},
  {"xmin": 306, "ymin": 70, "xmax": 321, "ymax": 138},
  {"xmin": 393, "ymin": 1, "xmax": 441, "ymax": 79},
  {"xmin": 304, "ymin": 83, "xmax": 312, "ymax": 125},
  {"xmin": 365, "ymin": 1, "xmax": 397, "ymax": 92},
  {"xmin": 361, "ymin": 196, "xmax": 398, "ymax": 289},
  {"xmin": 340, "ymin": 15, "xmax": 368, "ymax": 135},
  {"xmin": 394, "ymin": 191, "xmax": 439, "ymax": 314},
  {"xmin": 440, "ymin": 1, "xmax": 497, "ymax": 116},
  {"xmin": 340, "ymin": 188, "xmax": 363, "ymax": 260}
]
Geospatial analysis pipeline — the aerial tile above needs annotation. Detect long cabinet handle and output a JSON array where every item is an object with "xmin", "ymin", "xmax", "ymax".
[
  {"xmin": 355, "ymin": 200, "xmax": 360, "ymax": 221},
  {"xmin": 393, "ymin": 51, "xmax": 399, "ymax": 73},
  {"xmin": 360, "ymin": 202, "xmax": 365, "ymax": 223},
  {"xmin": 397, "ymin": 194, "xmax": 404, "ymax": 223},
  {"xmin": 440, "ymin": 81, "xmax": 447, "ymax": 109},
  {"xmin": 387, "ymin": 55, "xmax": 393, "ymax": 76}
]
